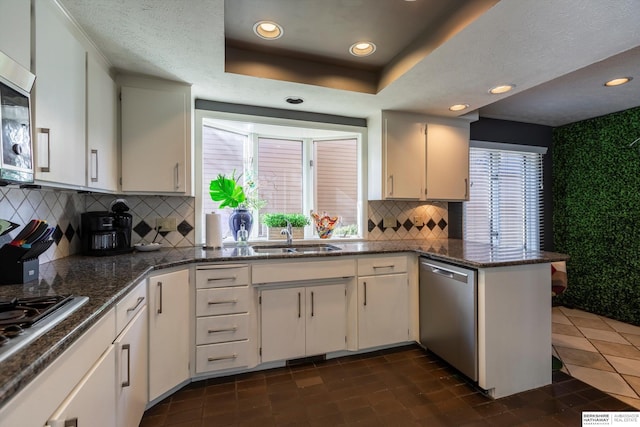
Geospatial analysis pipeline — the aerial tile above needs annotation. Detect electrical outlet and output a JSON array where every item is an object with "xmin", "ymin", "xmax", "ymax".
[
  {"xmin": 383, "ymin": 216, "xmax": 397, "ymax": 228},
  {"xmin": 156, "ymin": 217, "xmax": 177, "ymax": 232},
  {"xmin": 413, "ymin": 216, "xmax": 424, "ymax": 227}
]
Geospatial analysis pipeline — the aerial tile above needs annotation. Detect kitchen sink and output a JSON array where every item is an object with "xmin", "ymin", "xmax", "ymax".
[{"xmin": 252, "ymin": 244, "xmax": 341, "ymax": 254}]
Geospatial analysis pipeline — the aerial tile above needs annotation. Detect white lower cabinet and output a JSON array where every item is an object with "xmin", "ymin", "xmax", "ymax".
[
  {"xmin": 46, "ymin": 345, "xmax": 116, "ymax": 427},
  {"xmin": 148, "ymin": 269, "xmax": 190, "ymax": 401},
  {"xmin": 358, "ymin": 272, "xmax": 410, "ymax": 349},
  {"xmin": 115, "ymin": 306, "xmax": 148, "ymax": 427},
  {"xmin": 260, "ymin": 283, "xmax": 347, "ymax": 363}
]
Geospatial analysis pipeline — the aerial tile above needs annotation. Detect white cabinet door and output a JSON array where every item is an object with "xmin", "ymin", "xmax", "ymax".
[
  {"xmin": 425, "ymin": 122, "xmax": 469, "ymax": 201},
  {"xmin": 0, "ymin": 1, "xmax": 30, "ymax": 69},
  {"xmin": 358, "ymin": 274, "xmax": 409, "ymax": 349},
  {"xmin": 115, "ymin": 306, "xmax": 148, "ymax": 427},
  {"xmin": 86, "ymin": 54, "xmax": 118, "ymax": 191},
  {"xmin": 34, "ymin": 0, "xmax": 86, "ymax": 187},
  {"xmin": 148, "ymin": 269, "xmax": 190, "ymax": 401},
  {"xmin": 121, "ymin": 85, "xmax": 188, "ymax": 193},
  {"xmin": 260, "ymin": 287, "xmax": 306, "ymax": 362},
  {"xmin": 46, "ymin": 345, "xmax": 116, "ymax": 427},
  {"xmin": 305, "ymin": 284, "xmax": 346, "ymax": 356},
  {"xmin": 261, "ymin": 284, "xmax": 347, "ymax": 362},
  {"xmin": 383, "ymin": 112, "xmax": 425, "ymax": 199}
]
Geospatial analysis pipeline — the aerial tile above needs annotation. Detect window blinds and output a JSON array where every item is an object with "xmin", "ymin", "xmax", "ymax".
[{"xmin": 463, "ymin": 145, "xmax": 544, "ymax": 250}]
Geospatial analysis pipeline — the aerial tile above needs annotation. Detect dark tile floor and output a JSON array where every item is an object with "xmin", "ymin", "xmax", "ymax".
[{"xmin": 140, "ymin": 345, "xmax": 636, "ymax": 427}]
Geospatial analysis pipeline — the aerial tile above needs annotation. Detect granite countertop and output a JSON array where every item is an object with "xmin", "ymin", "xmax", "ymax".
[{"xmin": 0, "ymin": 238, "xmax": 568, "ymax": 408}]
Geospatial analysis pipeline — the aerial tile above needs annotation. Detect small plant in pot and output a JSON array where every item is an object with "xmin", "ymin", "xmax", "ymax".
[
  {"xmin": 261, "ymin": 213, "xmax": 310, "ymax": 240},
  {"xmin": 209, "ymin": 170, "xmax": 253, "ymax": 241}
]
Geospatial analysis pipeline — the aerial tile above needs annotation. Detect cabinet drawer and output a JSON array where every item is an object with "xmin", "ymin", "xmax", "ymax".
[
  {"xmin": 196, "ymin": 313, "xmax": 249, "ymax": 345},
  {"xmin": 196, "ymin": 265, "xmax": 249, "ymax": 288},
  {"xmin": 357, "ymin": 255, "xmax": 408, "ymax": 276},
  {"xmin": 115, "ymin": 281, "xmax": 146, "ymax": 335},
  {"xmin": 196, "ymin": 286, "xmax": 250, "ymax": 316},
  {"xmin": 195, "ymin": 341, "xmax": 250, "ymax": 373}
]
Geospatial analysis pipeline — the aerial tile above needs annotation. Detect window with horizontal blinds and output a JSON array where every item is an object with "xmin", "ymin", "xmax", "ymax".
[{"xmin": 463, "ymin": 145, "xmax": 544, "ymax": 250}]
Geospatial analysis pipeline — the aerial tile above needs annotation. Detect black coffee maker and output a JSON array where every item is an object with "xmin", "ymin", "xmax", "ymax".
[{"xmin": 81, "ymin": 199, "xmax": 133, "ymax": 256}]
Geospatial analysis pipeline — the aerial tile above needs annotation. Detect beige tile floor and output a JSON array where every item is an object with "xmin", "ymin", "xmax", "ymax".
[{"xmin": 553, "ymin": 306, "xmax": 640, "ymax": 409}]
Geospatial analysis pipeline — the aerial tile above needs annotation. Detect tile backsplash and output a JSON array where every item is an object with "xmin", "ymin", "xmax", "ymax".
[
  {"xmin": 367, "ymin": 200, "xmax": 448, "ymax": 240},
  {"xmin": 0, "ymin": 187, "xmax": 84, "ymax": 263},
  {"xmin": 1, "ymin": 186, "xmax": 444, "ymax": 263}
]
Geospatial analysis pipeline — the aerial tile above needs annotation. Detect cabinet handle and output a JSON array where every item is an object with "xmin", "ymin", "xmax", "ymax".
[
  {"xmin": 64, "ymin": 418, "xmax": 78, "ymax": 427},
  {"xmin": 126, "ymin": 296, "xmax": 145, "ymax": 313},
  {"xmin": 389, "ymin": 174, "xmax": 394, "ymax": 196},
  {"xmin": 373, "ymin": 265, "xmax": 395, "ymax": 270},
  {"xmin": 37, "ymin": 128, "xmax": 51, "ymax": 172},
  {"xmin": 363, "ymin": 282, "xmax": 367, "ymax": 306},
  {"xmin": 207, "ymin": 276, "xmax": 237, "ymax": 282},
  {"xmin": 174, "ymin": 162, "xmax": 180, "ymax": 190},
  {"xmin": 464, "ymin": 178, "xmax": 468, "ymax": 199},
  {"xmin": 207, "ymin": 299, "xmax": 238, "ymax": 305},
  {"xmin": 208, "ymin": 354, "xmax": 238, "ymax": 362},
  {"xmin": 121, "ymin": 344, "xmax": 131, "ymax": 388},
  {"xmin": 157, "ymin": 281, "xmax": 163, "ymax": 314},
  {"xmin": 298, "ymin": 292, "xmax": 301, "ymax": 318},
  {"xmin": 311, "ymin": 291, "xmax": 314, "ymax": 317},
  {"xmin": 90, "ymin": 149, "xmax": 99, "ymax": 182},
  {"xmin": 208, "ymin": 327, "xmax": 238, "ymax": 333}
]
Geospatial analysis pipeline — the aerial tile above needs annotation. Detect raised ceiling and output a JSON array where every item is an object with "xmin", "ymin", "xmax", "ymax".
[{"xmin": 58, "ymin": 0, "xmax": 640, "ymax": 126}]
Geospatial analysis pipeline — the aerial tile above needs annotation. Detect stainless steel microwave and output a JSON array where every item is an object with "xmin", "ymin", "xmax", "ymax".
[{"xmin": 0, "ymin": 50, "xmax": 36, "ymax": 185}]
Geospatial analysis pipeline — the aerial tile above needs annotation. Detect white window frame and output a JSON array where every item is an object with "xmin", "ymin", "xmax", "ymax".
[{"xmin": 194, "ymin": 109, "xmax": 367, "ymax": 245}]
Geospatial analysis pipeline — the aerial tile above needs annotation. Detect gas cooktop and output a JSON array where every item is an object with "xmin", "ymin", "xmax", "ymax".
[{"xmin": 0, "ymin": 295, "xmax": 89, "ymax": 364}]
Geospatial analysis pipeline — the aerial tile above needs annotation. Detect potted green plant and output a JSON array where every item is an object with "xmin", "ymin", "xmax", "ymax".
[
  {"xmin": 261, "ymin": 213, "xmax": 310, "ymax": 240},
  {"xmin": 209, "ymin": 170, "xmax": 252, "ymax": 240}
]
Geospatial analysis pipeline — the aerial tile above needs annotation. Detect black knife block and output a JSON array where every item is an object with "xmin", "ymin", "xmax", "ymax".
[{"xmin": 0, "ymin": 240, "xmax": 53, "ymax": 284}]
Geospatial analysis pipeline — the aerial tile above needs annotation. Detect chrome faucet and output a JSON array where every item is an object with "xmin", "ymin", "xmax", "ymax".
[{"xmin": 280, "ymin": 220, "xmax": 293, "ymax": 245}]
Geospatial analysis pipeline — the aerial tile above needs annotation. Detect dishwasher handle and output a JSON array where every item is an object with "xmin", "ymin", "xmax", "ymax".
[{"xmin": 421, "ymin": 261, "xmax": 469, "ymax": 283}]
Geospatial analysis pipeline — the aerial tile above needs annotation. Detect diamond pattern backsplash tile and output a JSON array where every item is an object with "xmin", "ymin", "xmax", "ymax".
[
  {"xmin": 0, "ymin": 187, "xmax": 84, "ymax": 263},
  {"xmin": 85, "ymin": 195, "xmax": 196, "ymax": 248},
  {"xmin": 367, "ymin": 200, "xmax": 448, "ymax": 241}
]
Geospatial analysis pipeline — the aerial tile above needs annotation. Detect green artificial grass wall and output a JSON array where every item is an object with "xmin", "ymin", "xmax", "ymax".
[{"xmin": 553, "ymin": 106, "xmax": 640, "ymax": 325}]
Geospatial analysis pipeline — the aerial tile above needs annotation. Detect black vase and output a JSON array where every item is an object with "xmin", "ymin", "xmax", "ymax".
[{"xmin": 229, "ymin": 208, "xmax": 253, "ymax": 241}]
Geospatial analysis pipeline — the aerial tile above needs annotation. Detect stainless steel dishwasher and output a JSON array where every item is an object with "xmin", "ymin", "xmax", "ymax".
[{"xmin": 419, "ymin": 257, "xmax": 478, "ymax": 381}]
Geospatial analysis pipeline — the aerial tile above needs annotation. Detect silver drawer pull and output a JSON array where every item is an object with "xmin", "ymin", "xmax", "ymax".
[
  {"xmin": 208, "ymin": 327, "xmax": 238, "ymax": 333},
  {"xmin": 208, "ymin": 299, "xmax": 238, "ymax": 305},
  {"xmin": 373, "ymin": 265, "xmax": 395, "ymax": 269},
  {"xmin": 208, "ymin": 276, "xmax": 237, "ymax": 281},
  {"xmin": 208, "ymin": 354, "xmax": 238, "ymax": 362},
  {"xmin": 126, "ymin": 296, "xmax": 145, "ymax": 313}
]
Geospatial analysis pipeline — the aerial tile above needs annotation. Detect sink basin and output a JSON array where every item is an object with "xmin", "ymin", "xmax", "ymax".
[{"xmin": 252, "ymin": 244, "xmax": 341, "ymax": 254}]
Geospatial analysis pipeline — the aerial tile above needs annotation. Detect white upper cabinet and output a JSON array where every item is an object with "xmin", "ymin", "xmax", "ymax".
[
  {"xmin": 383, "ymin": 111, "xmax": 426, "ymax": 199},
  {"xmin": 425, "ymin": 121, "xmax": 470, "ymax": 201},
  {"xmin": 120, "ymin": 77, "xmax": 192, "ymax": 194},
  {"xmin": 368, "ymin": 110, "xmax": 476, "ymax": 201},
  {"xmin": 33, "ymin": 0, "xmax": 86, "ymax": 187},
  {"xmin": 0, "ymin": 1, "xmax": 30, "ymax": 69},
  {"xmin": 86, "ymin": 54, "xmax": 118, "ymax": 192}
]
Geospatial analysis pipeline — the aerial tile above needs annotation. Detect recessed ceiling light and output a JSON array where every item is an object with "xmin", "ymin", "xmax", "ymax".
[
  {"xmin": 489, "ymin": 84, "xmax": 515, "ymax": 94},
  {"xmin": 253, "ymin": 21, "xmax": 283, "ymax": 40},
  {"xmin": 285, "ymin": 96, "xmax": 304, "ymax": 105},
  {"xmin": 604, "ymin": 77, "xmax": 632, "ymax": 87},
  {"xmin": 349, "ymin": 41, "xmax": 376, "ymax": 57},
  {"xmin": 449, "ymin": 104, "xmax": 469, "ymax": 112}
]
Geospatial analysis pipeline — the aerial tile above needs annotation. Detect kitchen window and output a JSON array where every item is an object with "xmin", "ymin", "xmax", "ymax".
[
  {"xmin": 200, "ymin": 119, "xmax": 362, "ymax": 241},
  {"xmin": 463, "ymin": 141, "xmax": 546, "ymax": 250}
]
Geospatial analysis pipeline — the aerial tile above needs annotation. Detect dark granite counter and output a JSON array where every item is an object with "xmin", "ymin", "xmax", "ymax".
[{"xmin": 0, "ymin": 238, "xmax": 568, "ymax": 408}]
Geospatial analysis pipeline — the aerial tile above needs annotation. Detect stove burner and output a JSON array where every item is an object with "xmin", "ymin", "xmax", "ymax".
[{"xmin": 0, "ymin": 310, "xmax": 26, "ymax": 324}]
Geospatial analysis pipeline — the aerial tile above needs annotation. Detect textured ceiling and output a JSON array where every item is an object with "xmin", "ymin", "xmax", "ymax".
[{"xmin": 59, "ymin": 0, "xmax": 640, "ymax": 126}]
